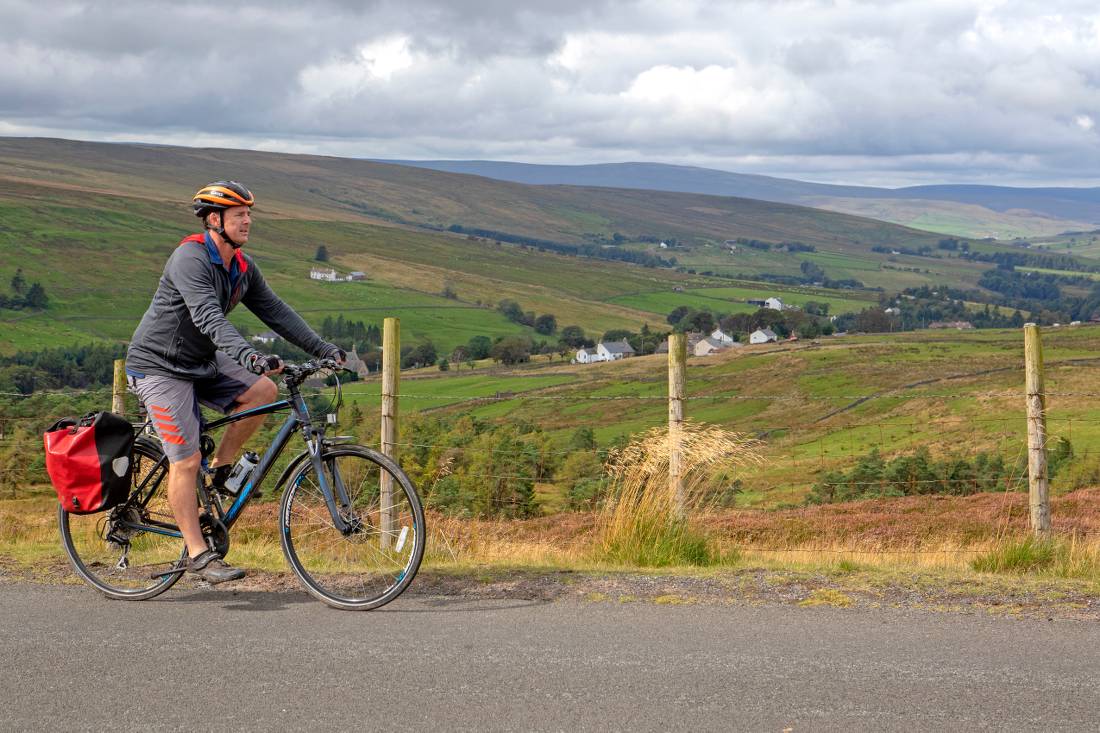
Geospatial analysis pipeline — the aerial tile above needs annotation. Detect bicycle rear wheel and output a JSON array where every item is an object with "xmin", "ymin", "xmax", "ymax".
[
  {"xmin": 59, "ymin": 440, "xmax": 185, "ymax": 600},
  {"xmin": 280, "ymin": 445, "xmax": 425, "ymax": 610}
]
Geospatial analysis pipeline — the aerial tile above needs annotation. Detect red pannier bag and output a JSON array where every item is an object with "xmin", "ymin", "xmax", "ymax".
[{"xmin": 44, "ymin": 412, "xmax": 136, "ymax": 514}]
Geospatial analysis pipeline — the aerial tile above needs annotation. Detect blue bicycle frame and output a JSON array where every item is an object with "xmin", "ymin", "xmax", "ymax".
[{"xmin": 126, "ymin": 372, "xmax": 355, "ymax": 543}]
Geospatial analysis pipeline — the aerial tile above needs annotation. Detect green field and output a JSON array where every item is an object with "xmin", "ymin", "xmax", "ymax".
[
  {"xmin": 323, "ymin": 325, "xmax": 1100, "ymax": 509},
  {"xmin": 0, "ymin": 137, "xmax": 1001, "ymax": 357},
  {"xmin": 1017, "ymin": 266, "xmax": 1100, "ymax": 282},
  {"xmin": 608, "ymin": 284, "xmax": 876, "ymax": 317},
  {"xmin": 0, "ymin": 189, "xmax": 697, "ymax": 354},
  {"xmin": 0, "ymin": 137, "xmax": 1047, "ymax": 307}
]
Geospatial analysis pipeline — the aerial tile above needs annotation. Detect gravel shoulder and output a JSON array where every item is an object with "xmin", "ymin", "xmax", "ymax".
[{"xmin": 4, "ymin": 557, "xmax": 1099, "ymax": 621}]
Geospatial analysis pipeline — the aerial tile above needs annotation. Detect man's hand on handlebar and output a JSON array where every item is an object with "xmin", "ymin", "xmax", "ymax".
[{"xmin": 248, "ymin": 352, "xmax": 285, "ymax": 376}]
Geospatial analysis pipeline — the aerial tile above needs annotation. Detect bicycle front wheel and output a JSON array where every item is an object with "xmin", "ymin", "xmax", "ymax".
[
  {"xmin": 59, "ymin": 439, "xmax": 185, "ymax": 600},
  {"xmin": 280, "ymin": 445, "xmax": 425, "ymax": 610}
]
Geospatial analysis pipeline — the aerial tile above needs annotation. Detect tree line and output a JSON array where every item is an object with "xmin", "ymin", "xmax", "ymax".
[
  {"xmin": 446, "ymin": 224, "xmax": 675, "ymax": 268},
  {"xmin": 0, "ymin": 269, "xmax": 48, "ymax": 311}
]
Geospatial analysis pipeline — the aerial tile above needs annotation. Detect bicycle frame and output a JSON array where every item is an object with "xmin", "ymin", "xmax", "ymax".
[{"xmin": 124, "ymin": 378, "xmax": 356, "ymax": 544}]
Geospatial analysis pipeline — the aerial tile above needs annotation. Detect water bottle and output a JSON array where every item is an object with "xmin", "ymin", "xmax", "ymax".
[{"xmin": 223, "ymin": 451, "xmax": 259, "ymax": 495}]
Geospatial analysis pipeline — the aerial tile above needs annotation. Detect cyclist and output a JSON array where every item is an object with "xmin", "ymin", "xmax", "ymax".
[{"xmin": 126, "ymin": 181, "xmax": 345, "ymax": 584}]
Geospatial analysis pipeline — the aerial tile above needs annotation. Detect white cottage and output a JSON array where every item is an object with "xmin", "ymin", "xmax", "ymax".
[
  {"xmin": 750, "ymin": 328, "xmax": 778, "ymax": 344},
  {"xmin": 710, "ymin": 328, "xmax": 735, "ymax": 345},
  {"xmin": 310, "ymin": 268, "xmax": 339, "ymax": 282},
  {"xmin": 694, "ymin": 337, "xmax": 726, "ymax": 357},
  {"xmin": 765, "ymin": 297, "xmax": 785, "ymax": 311},
  {"xmin": 574, "ymin": 347, "xmax": 600, "ymax": 364},
  {"xmin": 597, "ymin": 340, "xmax": 636, "ymax": 361}
]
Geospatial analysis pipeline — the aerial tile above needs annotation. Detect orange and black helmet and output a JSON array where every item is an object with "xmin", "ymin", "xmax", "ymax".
[{"xmin": 192, "ymin": 180, "xmax": 255, "ymax": 218}]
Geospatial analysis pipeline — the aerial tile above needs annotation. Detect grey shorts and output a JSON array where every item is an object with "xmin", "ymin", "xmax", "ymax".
[{"xmin": 127, "ymin": 352, "xmax": 260, "ymax": 463}]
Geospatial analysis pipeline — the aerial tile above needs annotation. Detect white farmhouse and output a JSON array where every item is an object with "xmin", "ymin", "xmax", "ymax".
[
  {"xmin": 574, "ymin": 347, "xmax": 600, "ymax": 364},
  {"xmin": 750, "ymin": 328, "xmax": 778, "ymax": 344},
  {"xmin": 251, "ymin": 330, "xmax": 278, "ymax": 345},
  {"xmin": 597, "ymin": 340, "xmax": 636, "ymax": 361},
  {"xmin": 710, "ymin": 328, "xmax": 735, "ymax": 345},
  {"xmin": 765, "ymin": 297, "xmax": 784, "ymax": 311},
  {"xmin": 694, "ymin": 337, "xmax": 725, "ymax": 357},
  {"xmin": 310, "ymin": 268, "xmax": 339, "ymax": 282}
]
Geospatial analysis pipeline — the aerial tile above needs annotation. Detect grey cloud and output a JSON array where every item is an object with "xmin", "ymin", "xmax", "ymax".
[{"xmin": 2, "ymin": 0, "xmax": 1100, "ymax": 185}]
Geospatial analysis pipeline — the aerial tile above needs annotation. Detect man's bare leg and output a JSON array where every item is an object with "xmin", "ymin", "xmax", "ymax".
[
  {"xmin": 209, "ymin": 376, "xmax": 278, "ymax": 470},
  {"xmin": 167, "ymin": 451, "xmax": 207, "ymax": 558}
]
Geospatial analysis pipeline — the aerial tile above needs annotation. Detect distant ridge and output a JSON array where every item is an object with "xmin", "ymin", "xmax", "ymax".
[{"xmin": 384, "ymin": 160, "xmax": 1100, "ymax": 237}]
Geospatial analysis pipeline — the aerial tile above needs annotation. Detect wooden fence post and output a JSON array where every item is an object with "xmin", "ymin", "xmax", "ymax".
[
  {"xmin": 668, "ymin": 333, "xmax": 687, "ymax": 519},
  {"xmin": 1023, "ymin": 323, "xmax": 1051, "ymax": 537},
  {"xmin": 380, "ymin": 318, "xmax": 400, "ymax": 548},
  {"xmin": 112, "ymin": 359, "xmax": 126, "ymax": 415}
]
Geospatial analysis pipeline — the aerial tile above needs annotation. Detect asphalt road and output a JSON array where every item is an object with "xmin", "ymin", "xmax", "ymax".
[{"xmin": 2, "ymin": 583, "xmax": 1098, "ymax": 731}]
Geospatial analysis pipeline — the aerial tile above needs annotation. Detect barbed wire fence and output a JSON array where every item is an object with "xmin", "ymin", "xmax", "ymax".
[{"xmin": 1, "ymin": 321, "xmax": 1096, "ymax": 557}]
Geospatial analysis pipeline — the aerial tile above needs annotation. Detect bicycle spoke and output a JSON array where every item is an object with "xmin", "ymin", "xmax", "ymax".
[{"xmin": 281, "ymin": 447, "xmax": 423, "ymax": 609}]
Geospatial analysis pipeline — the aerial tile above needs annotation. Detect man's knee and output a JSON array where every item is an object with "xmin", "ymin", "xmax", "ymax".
[
  {"xmin": 169, "ymin": 451, "xmax": 202, "ymax": 475},
  {"xmin": 242, "ymin": 377, "xmax": 277, "ymax": 406}
]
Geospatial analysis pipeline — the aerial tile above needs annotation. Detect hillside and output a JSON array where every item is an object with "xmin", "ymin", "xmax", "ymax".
[
  {"xmin": 390, "ymin": 159, "xmax": 1100, "ymax": 239},
  {"xmin": 0, "ymin": 138, "xmax": 956, "ymax": 251},
  {"xmin": 334, "ymin": 324, "xmax": 1100, "ymax": 509},
  {"xmin": 0, "ymin": 137, "xmax": 1063, "ymax": 358}
]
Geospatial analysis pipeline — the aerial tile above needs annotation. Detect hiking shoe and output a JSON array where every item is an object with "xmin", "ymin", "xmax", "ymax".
[{"xmin": 187, "ymin": 550, "xmax": 246, "ymax": 584}]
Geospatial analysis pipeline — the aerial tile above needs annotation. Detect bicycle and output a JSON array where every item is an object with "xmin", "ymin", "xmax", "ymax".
[{"xmin": 58, "ymin": 359, "xmax": 425, "ymax": 611}]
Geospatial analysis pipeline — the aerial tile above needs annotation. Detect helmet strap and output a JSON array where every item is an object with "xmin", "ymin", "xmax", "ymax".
[{"xmin": 205, "ymin": 212, "xmax": 243, "ymax": 249}]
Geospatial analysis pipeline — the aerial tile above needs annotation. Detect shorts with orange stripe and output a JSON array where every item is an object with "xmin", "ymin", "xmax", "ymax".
[{"xmin": 126, "ymin": 352, "xmax": 260, "ymax": 463}]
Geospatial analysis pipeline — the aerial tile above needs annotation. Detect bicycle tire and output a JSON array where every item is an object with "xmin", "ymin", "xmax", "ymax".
[
  {"xmin": 59, "ymin": 440, "xmax": 186, "ymax": 600},
  {"xmin": 280, "ymin": 445, "xmax": 425, "ymax": 610}
]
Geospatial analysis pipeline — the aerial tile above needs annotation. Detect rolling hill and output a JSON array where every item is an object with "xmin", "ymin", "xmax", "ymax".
[
  {"xmin": 388, "ymin": 159, "xmax": 1100, "ymax": 239},
  {"xmin": 0, "ymin": 137, "xmax": 1048, "ymax": 355}
]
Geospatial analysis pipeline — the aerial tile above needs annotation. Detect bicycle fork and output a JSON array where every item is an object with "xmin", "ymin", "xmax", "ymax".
[{"xmin": 305, "ymin": 436, "xmax": 358, "ymax": 536}]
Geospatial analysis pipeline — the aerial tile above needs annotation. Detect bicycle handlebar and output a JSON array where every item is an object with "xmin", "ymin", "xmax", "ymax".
[{"xmin": 280, "ymin": 358, "xmax": 342, "ymax": 385}]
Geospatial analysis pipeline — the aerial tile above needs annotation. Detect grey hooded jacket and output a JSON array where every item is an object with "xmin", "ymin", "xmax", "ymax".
[{"xmin": 126, "ymin": 233, "xmax": 338, "ymax": 380}]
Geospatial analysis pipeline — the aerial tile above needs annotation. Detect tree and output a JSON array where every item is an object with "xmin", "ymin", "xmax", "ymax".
[
  {"xmin": 489, "ymin": 336, "xmax": 532, "ymax": 365},
  {"xmin": 800, "ymin": 260, "xmax": 825, "ymax": 283},
  {"xmin": 466, "ymin": 335, "xmax": 492, "ymax": 360},
  {"xmin": 533, "ymin": 314, "xmax": 557, "ymax": 335},
  {"xmin": 449, "ymin": 346, "xmax": 468, "ymax": 366},
  {"xmin": 401, "ymin": 341, "xmax": 438, "ymax": 369},
  {"xmin": 568, "ymin": 426, "xmax": 597, "ymax": 451},
  {"xmin": 10, "ymin": 269, "xmax": 25, "ymax": 295},
  {"xmin": 601, "ymin": 329, "xmax": 634, "ymax": 342},
  {"xmin": 854, "ymin": 307, "xmax": 895, "ymax": 333},
  {"xmin": 683, "ymin": 310, "xmax": 715, "ymax": 334},
  {"xmin": 497, "ymin": 299, "xmax": 524, "ymax": 323},
  {"xmin": 23, "ymin": 283, "xmax": 47, "ymax": 310},
  {"xmin": 803, "ymin": 301, "xmax": 829, "ymax": 316},
  {"xmin": 667, "ymin": 305, "xmax": 691, "ymax": 326},
  {"xmin": 560, "ymin": 325, "xmax": 586, "ymax": 348},
  {"xmin": 437, "ymin": 357, "xmax": 449, "ymax": 371},
  {"xmin": 314, "ymin": 245, "xmax": 329, "ymax": 262},
  {"xmin": 441, "ymin": 282, "xmax": 458, "ymax": 299},
  {"xmin": 560, "ymin": 451, "xmax": 608, "ymax": 511}
]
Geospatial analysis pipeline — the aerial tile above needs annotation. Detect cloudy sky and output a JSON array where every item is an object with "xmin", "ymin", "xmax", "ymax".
[{"xmin": 2, "ymin": 0, "xmax": 1099, "ymax": 187}]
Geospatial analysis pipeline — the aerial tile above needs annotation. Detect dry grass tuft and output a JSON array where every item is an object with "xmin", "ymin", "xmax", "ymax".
[{"xmin": 597, "ymin": 421, "xmax": 763, "ymax": 567}]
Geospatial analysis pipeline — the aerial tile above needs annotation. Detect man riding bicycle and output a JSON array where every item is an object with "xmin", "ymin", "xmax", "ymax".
[{"xmin": 126, "ymin": 181, "xmax": 345, "ymax": 584}]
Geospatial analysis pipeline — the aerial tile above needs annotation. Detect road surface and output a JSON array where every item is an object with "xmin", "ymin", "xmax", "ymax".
[{"xmin": 2, "ymin": 584, "xmax": 1098, "ymax": 731}]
